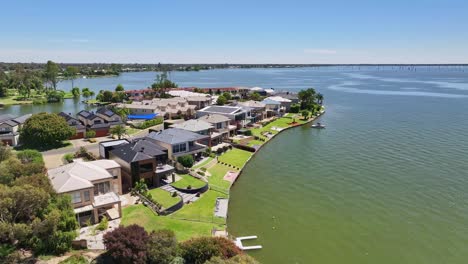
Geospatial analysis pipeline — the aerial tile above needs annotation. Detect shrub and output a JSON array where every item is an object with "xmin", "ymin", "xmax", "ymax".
[
  {"xmin": 16, "ymin": 149, "xmax": 44, "ymax": 164},
  {"xmin": 222, "ymin": 146, "xmax": 229, "ymax": 152},
  {"xmin": 96, "ymin": 216, "xmax": 108, "ymax": 231},
  {"xmin": 231, "ymin": 144, "xmax": 256, "ymax": 153},
  {"xmin": 244, "ymin": 130, "xmax": 253, "ymax": 136},
  {"xmin": 88, "ymin": 138, "xmax": 97, "ymax": 143},
  {"xmin": 180, "ymin": 237, "xmax": 242, "ymax": 264},
  {"xmin": 171, "ymin": 192, "xmax": 178, "ymax": 197},
  {"xmin": 290, "ymin": 103, "xmax": 300, "ymax": 113},
  {"xmin": 32, "ymin": 97, "xmax": 47, "ymax": 104},
  {"xmin": 63, "ymin": 153, "xmax": 74, "ymax": 163},
  {"xmin": 85, "ymin": 130, "xmax": 96, "ymax": 139},
  {"xmin": 134, "ymin": 118, "xmax": 163, "ymax": 129},
  {"xmin": 200, "ymin": 167, "xmax": 207, "ymax": 172},
  {"xmin": 198, "ymin": 171, "xmax": 205, "ymax": 176},
  {"xmin": 103, "ymin": 225, "xmax": 149, "ymax": 264},
  {"xmin": 209, "ymin": 153, "xmax": 216, "ymax": 158},
  {"xmin": 187, "ymin": 185, "xmax": 192, "ymax": 190},
  {"xmin": 177, "ymin": 155, "xmax": 194, "ymax": 168},
  {"xmin": 147, "ymin": 230, "xmax": 178, "ymax": 264},
  {"xmin": 216, "ymin": 148, "xmax": 224, "ymax": 155}
]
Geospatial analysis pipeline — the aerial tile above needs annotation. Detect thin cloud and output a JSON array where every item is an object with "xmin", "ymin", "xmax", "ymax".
[{"xmin": 304, "ymin": 49, "xmax": 337, "ymax": 54}]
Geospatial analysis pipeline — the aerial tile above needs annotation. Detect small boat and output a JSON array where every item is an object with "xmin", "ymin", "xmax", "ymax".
[{"xmin": 311, "ymin": 122, "xmax": 326, "ymax": 128}]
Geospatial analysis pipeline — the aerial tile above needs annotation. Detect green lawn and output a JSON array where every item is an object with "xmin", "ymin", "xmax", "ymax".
[
  {"xmin": 0, "ymin": 96, "xmax": 33, "ymax": 105},
  {"xmin": 171, "ymin": 174, "xmax": 206, "ymax": 189},
  {"xmin": 126, "ymin": 127, "xmax": 142, "ymax": 135},
  {"xmin": 122, "ymin": 204, "xmax": 222, "ymax": 241},
  {"xmin": 206, "ymin": 163, "xmax": 232, "ymax": 190},
  {"xmin": 193, "ymin": 157, "xmax": 214, "ymax": 169},
  {"xmin": 218, "ymin": 149, "xmax": 253, "ymax": 168},
  {"xmin": 147, "ymin": 188, "xmax": 181, "ymax": 209},
  {"xmin": 250, "ymin": 116, "xmax": 307, "ymax": 139},
  {"xmin": 172, "ymin": 190, "xmax": 228, "ymax": 225},
  {"xmin": 247, "ymin": 139, "xmax": 264, "ymax": 147}
]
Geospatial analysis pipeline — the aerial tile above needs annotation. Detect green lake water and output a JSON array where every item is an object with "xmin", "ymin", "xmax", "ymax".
[{"xmin": 2, "ymin": 67, "xmax": 468, "ymax": 263}]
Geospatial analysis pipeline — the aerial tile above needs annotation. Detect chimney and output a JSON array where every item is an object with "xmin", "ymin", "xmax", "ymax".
[{"xmin": 140, "ymin": 147, "xmax": 145, "ymax": 152}]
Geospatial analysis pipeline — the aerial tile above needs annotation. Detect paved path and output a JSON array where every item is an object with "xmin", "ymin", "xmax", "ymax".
[{"xmin": 160, "ymin": 184, "xmax": 200, "ymax": 203}]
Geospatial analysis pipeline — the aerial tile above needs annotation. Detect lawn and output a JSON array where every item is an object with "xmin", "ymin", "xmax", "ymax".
[
  {"xmin": 122, "ymin": 204, "xmax": 222, "ymax": 241},
  {"xmin": 147, "ymin": 188, "xmax": 181, "ymax": 209},
  {"xmin": 0, "ymin": 96, "xmax": 33, "ymax": 105},
  {"xmin": 218, "ymin": 149, "xmax": 253, "ymax": 168},
  {"xmin": 206, "ymin": 163, "xmax": 232, "ymax": 190},
  {"xmin": 193, "ymin": 157, "xmax": 214, "ymax": 169},
  {"xmin": 247, "ymin": 139, "xmax": 264, "ymax": 147},
  {"xmin": 126, "ymin": 126, "xmax": 142, "ymax": 135},
  {"xmin": 250, "ymin": 116, "xmax": 307, "ymax": 139},
  {"xmin": 172, "ymin": 190, "xmax": 228, "ymax": 225},
  {"xmin": 171, "ymin": 174, "xmax": 206, "ymax": 189}
]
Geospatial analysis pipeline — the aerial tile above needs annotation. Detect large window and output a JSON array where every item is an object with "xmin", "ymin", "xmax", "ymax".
[
  {"xmin": 71, "ymin": 191, "xmax": 82, "ymax": 204},
  {"xmin": 83, "ymin": 190, "xmax": 90, "ymax": 202},
  {"xmin": 94, "ymin": 182, "xmax": 110, "ymax": 195},
  {"xmin": 216, "ymin": 123, "xmax": 223, "ymax": 129},
  {"xmin": 139, "ymin": 163, "xmax": 153, "ymax": 173},
  {"xmin": 173, "ymin": 143, "xmax": 187, "ymax": 153}
]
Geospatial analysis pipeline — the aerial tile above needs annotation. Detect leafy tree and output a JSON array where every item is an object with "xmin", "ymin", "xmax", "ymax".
[
  {"xmin": 0, "ymin": 143, "xmax": 11, "ymax": 162},
  {"xmin": 47, "ymin": 90, "xmax": 65, "ymax": 102},
  {"xmin": 63, "ymin": 66, "xmax": 79, "ymax": 90},
  {"xmin": 0, "ymin": 79, "xmax": 8, "ymax": 97},
  {"xmin": 208, "ymin": 89, "xmax": 213, "ymax": 95},
  {"xmin": 249, "ymin": 92, "xmax": 261, "ymax": 101},
  {"xmin": 0, "ymin": 184, "xmax": 49, "ymax": 224},
  {"xmin": 290, "ymin": 103, "xmax": 300, "ymax": 113},
  {"xmin": 110, "ymin": 125, "xmax": 127, "ymax": 139},
  {"xmin": 81, "ymin": 87, "xmax": 95, "ymax": 98},
  {"xmin": 222, "ymin": 92, "xmax": 232, "ymax": 101},
  {"xmin": 96, "ymin": 90, "xmax": 114, "ymax": 102},
  {"xmin": 111, "ymin": 91, "xmax": 126, "ymax": 103},
  {"xmin": 44, "ymin": 60, "xmax": 60, "ymax": 90},
  {"xmin": 115, "ymin": 83, "xmax": 125, "ymax": 92},
  {"xmin": 316, "ymin": 92, "xmax": 324, "ymax": 105},
  {"xmin": 205, "ymin": 255, "xmax": 259, "ymax": 264},
  {"xmin": 217, "ymin": 95, "xmax": 227, "ymax": 106},
  {"xmin": 20, "ymin": 113, "xmax": 75, "ymax": 148},
  {"xmin": 147, "ymin": 230, "xmax": 178, "ymax": 264},
  {"xmin": 301, "ymin": 110, "xmax": 309, "ymax": 120},
  {"xmin": 103, "ymin": 224, "xmax": 150, "ymax": 264},
  {"xmin": 16, "ymin": 149, "xmax": 44, "ymax": 165},
  {"xmin": 298, "ymin": 88, "xmax": 316, "ymax": 110},
  {"xmin": 110, "ymin": 106, "xmax": 130, "ymax": 121},
  {"xmin": 177, "ymin": 155, "xmax": 194, "ymax": 168},
  {"xmin": 180, "ymin": 237, "xmax": 242, "ymax": 264},
  {"xmin": 71, "ymin": 87, "xmax": 80, "ymax": 97},
  {"xmin": 86, "ymin": 130, "xmax": 96, "ymax": 139}
]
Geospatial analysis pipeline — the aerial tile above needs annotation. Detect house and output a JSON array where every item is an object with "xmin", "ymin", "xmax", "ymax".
[
  {"xmin": 261, "ymin": 98, "xmax": 282, "ymax": 117},
  {"xmin": 0, "ymin": 114, "xmax": 31, "ymax": 146},
  {"xmin": 118, "ymin": 97, "xmax": 197, "ymax": 119},
  {"xmin": 77, "ymin": 110, "xmax": 110, "ymax": 137},
  {"xmin": 197, "ymin": 114, "xmax": 237, "ymax": 138},
  {"xmin": 237, "ymin": 100, "xmax": 267, "ymax": 122},
  {"xmin": 275, "ymin": 92, "xmax": 300, "ymax": 104},
  {"xmin": 196, "ymin": 105, "xmax": 252, "ymax": 127},
  {"xmin": 264, "ymin": 96, "xmax": 293, "ymax": 111},
  {"xmin": 146, "ymin": 128, "xmax": 208, "ymax": 160},
  {"xmin": 186, "ymin": 96, "xmax": 212, "ymax": 110},
  {"xmin": 47, "ymin": 160, "xmax": 122, "ymax": 225},
  {"xmin": 58, "ymin": 112, "xmax": 86, "ymax": 139},
  {"xmin": 170, "ymin": 119, "xmax": 224, "ymax": 146},
  {"xmin": 108, "ymin": 138, "xmax": 173, "ymax": 190},
  {"xmin": 96, "ymin": 108, "xmax": 123, "ymax": 127}
]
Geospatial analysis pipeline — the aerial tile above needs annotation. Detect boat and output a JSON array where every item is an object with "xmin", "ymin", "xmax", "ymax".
[{"xmin": 311, "ymin": 122, "xmax": 326, "ymax": 128}]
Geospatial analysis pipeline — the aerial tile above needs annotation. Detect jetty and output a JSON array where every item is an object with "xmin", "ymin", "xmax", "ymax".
[{"xmin": 235, "ymin": 236, "xmax": 262, "ymax": 250}]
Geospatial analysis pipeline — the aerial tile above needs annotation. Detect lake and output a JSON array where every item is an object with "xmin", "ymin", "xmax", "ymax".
[{"xmin": 2, "ymin": 67, "xmax": 468, "ymax": 263}]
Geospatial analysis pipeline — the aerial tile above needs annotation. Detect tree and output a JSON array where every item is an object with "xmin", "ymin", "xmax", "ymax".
[
  {"xmin": 110, "ymin": 125, "xmax": 127, "ymax": 139},
  {"xmin": 0, "ymin": 143, "xmax": 11, "ymax": 162},
  {"xmin": 111, "ymin": 91, "xmax": 126, "ymax": 103},
  {"xmin": 63, "ymin": 66, "xmax": 79, "ymax": 90},
  {"xmin": 20, "ymin": 113, "xmax": 75, "ymax": 148},
  {"xmin": 115, "ymin": 83, "xmax": 125, "ymax": 92},
  {"xmin": 222, "ymin": 92, "xmax": 232, "ymax": 101},
  {"xmin": 290, "ymin": 103, "xmax": 300, "ymax": 113},
  {"xmin": 86, "ymin": 130, "xmax": 96, "ymax": 139},
  {"xmin": 47, "ymin": 90, "xmax": 65, "ymax": 102},
  {"xmin": 301, "ymin": 110, "xmax": 309, "ymax": 120},
  {"xmin": 180, "ymin": 237, "xmax": 242, "ymax": 264},
  {"xmin": 205, "ymin": 255, "xmax": 259, "ymax": 264},
  {"xmin": 151, "ymin": 71, "xmax": 177, "ymax": 98},
  {"xmin": 71, "ymin": 87, "xmax": 80, "ymax": 97},
  {"xmin": 316, "ymin": 92, "xmax": 324, "ymax": 105},
  {"xmin": 217, "ymin": 95, "xmax": 227, "ymax": 106},
  {"xmin": 44, "ymin": 60, "xmax": 60, "ymax": 90},
  {"xmin": 298, "ymin": 88, "xmax": 316, "ymax": 110},
  {"xmin": 96, "ymin": 90, "xmax": 113, "ymax": 102},
  {"xmin": 177, "ymin": 155, "xmax": 194, "ymax": 168},
  {"xmin": 103, "ymin": 225, "xmax": 150, "ymax": 264},
  {"xmin": 249, "ymin": 92, "xmax": 261, "ymax": 101},
  {"xmin": 81, "ymin": 87, "xmax": 94, "ymax": 98},
  {"xmin": 147, "ymin": 230, "xmax": 178, "ymax": 264},
  {"xmin": 0, "ymin": 79, "xmax": 8, "ymax": 97}
]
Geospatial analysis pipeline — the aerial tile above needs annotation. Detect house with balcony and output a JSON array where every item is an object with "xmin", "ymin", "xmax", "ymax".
[
  {"xmin": 96, "ymin": 108, "xmax": 124, "ymax": 127},
  {"xmin": 196, "ymin": 105, "xmax": 252, "ymax": 127},
  {"xmin": 261, "ymin": 98, "xmax": 282, "ymax": 117},
  {"xmin": 118, "ymin": 97, "xmax": 197, "ymax": 119},
  {"xmin": 264, "ymin": 96, "xmax": 293, "ymax": 112},
  {"xmin": 197, "ymin": 114, "xmax": 237, "ymax": 138},
  {"xmin": 77, "ymin": 110, "xmax": 110, "ymax": 137},
  {"xmin": 146, "ymin": 128, "xmax": 208, "ymax": 160},
  {"xmin": 237, "ymin": 100, "xmax": 267, "ymax": 122},
  {"xmin": 170, "ymin": 119, "xmax": 224, "ymax": 146},
  {"xmin": 58, "ymin": 112, "xmax": 86, "ymax": 139},
  {"xmin": 0, "ymin": 114, "xmax": 31, "ymax": 146},
  {"xmin": 107, "ymin": 138, "xmax": 173, "ymax": 190},
  {"xmin": 47, "ymin": 159, "xmax": 122, "ymax": 226}
]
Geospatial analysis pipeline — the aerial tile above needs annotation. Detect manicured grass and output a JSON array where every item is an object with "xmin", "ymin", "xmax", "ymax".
[
  {"xmin": 0, "ymin": 96, "xmax": 33, "ymax": 105},
  {"xmin": 126, "ymin": 127, "xmax": 142, "ymax": 135},
  {"xmin": 122, "ymin": 204, "xmax": 222, "ymax": 241},
  {"xmin": 193, "ymin": 157, "xmax": 214, "ymax": 169},
  {"xmin": 207, "ymin": 163, "xmax": 232, "ymax": 190},
  {"xmin": 247, "ymin": 139, "xmax": 264, "ymax": 147},
  {"xmin": 59, "ymin": 255, "xmax": 88, "ymax": 264},
  {"xmin": 250, "ymin": 116, "xmax": 308, "ymax": 139},
  {"xmin": 148, "ymin": 188, "xmax": 181, "ymax": 209},
  {"xmin": 218, "ymin": 149, "xmax": 253, "ymax": 168},
  {"xmin": 171, "ymin": 174, "xmax": 206, "ymax": 189},
  {"xmin": 172, "ymin": 190, "xmax": 228, "ymax": 225}
]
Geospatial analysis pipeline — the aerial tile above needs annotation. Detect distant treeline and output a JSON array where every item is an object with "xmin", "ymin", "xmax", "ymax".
[{"xmin": 1, "ymin": 62, "xmax": 467, "ymax": 74}]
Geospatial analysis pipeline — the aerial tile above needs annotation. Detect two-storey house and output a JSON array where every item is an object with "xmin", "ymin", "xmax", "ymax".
[{"xmin": 0, "ymin": 114, "xmax": 31, "ymax": 146}]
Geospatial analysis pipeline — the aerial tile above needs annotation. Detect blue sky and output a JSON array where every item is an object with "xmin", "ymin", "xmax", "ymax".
[{"xmin": 1, "ymin": 0, "xmax": 467, "ymax": 63}]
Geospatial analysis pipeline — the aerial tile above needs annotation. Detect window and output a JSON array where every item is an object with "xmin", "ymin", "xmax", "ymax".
[
  {"xmin": 83, "ymin": 190, "xmax": 90, "ymax": 202},
  {"xmin": 216, "ymin": 123, "xmax": 222, "ymax": 129},
  {"xmin": 94, "ymin": 120, "xmax": 102, "ymax": 124},
  {"xmin": 140, "ymin": 163, "xmax": 153, "ymax": 173},
  {"xmin": 71, "ymin": 191, "xmax": 82, "ymax": 204},
  {"xmin": 173, "ymin": 143, "xmax": 187, "ymax": 153},
  {"xmin": 94, "ymin": 182, "xmax": 110, "ymax": 195}
]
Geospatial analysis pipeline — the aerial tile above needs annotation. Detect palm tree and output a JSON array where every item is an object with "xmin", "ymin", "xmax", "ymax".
[
  {"xmin": 110, "ymin": 125, "xmax": 127, "ymax": 139},
  {"xmin": 316, "ymin": 93, "xmax": 324, "ymax": 105}
]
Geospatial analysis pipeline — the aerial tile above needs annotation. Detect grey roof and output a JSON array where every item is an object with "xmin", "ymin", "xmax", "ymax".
[
  {"xmin": 58, "ymin": 112, "xmax": 74, "ymax": 121},
  {"xmin": 197, "ymin": 114, "xmax": 230, "ymax": 124},
  {"xmin": 199, "ymin": 105, "xmax": 241, "ymax": 114},
  {"xmin": 262, "ymin": 98, "xmax": 282, "ymax": 105},
  {"xmin": 237, "ymin": 100, "xmax": 266, "ymax": 108},
  {"xmin": 147, "ymin": 128, "xmax": 207, "ymax": 145},
  {"xmin": 170, "ymin": 119, "xmax": 213, "ymax": 132},
  {"xmin": 97, "ymin": 108, "xmax": 117, "ymax": 117},
  {"xmin": 47, "ymin": 160, "xmax": 120, "ymax": 193},
  {"xmin": 77, "ymin": 110, "xmax": 99, "ymax": 120},
  {"xmin": 13, "ymin": 114, "xmax": 31, "ymax": 124},
  {"xmin": 275, "ymin": 92, "xmax": 299, "ymax": 100},
  {"xmin": 110, "ymin": 138, "xmax": 167, "ymax": 163},
  {"xmin": 0, "ymin": 114, "xmax": 15, "ymax": 123}
]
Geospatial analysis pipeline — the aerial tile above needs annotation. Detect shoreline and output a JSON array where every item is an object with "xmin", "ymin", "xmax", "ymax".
[{"xmin": 224, "ymin": 110, "xmax": 325, "ymax": 233}]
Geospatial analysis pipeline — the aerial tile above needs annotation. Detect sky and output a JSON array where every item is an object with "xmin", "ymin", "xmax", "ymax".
[{"xmin": 1, "ymin": 0, "xmax": 467, "ymax": 64}]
